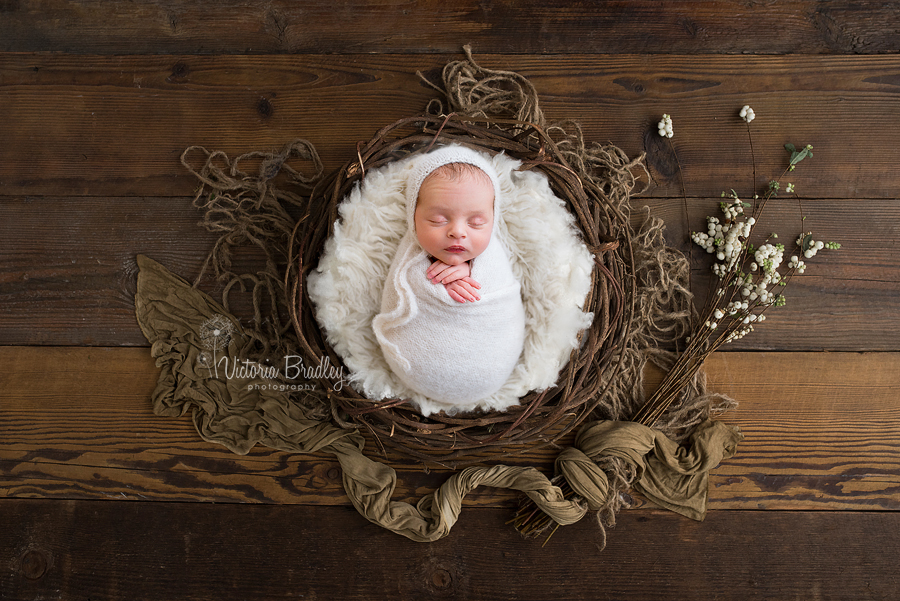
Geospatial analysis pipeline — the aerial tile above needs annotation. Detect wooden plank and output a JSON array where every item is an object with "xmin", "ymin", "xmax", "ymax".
[
  {"xmin": 2, "ymin": 0, "xmax": 899, "ymax": 55},
  {"xmin": 705, "ymin": 351, "xmax": 900, "ymax": 511},
  {"xmin": 2, "ymin": 499, "xmax": 898, "ymax": 600},
  {"xmin": 2, "ymin": 54, "xmax": 900, "ymax": 199},
  {"xmin": 2, "ymin": 347, "xmax": 898, "ymax": 511},
  {"xmin": 1, "ymin": 193, "xmax": 891, "ymax": 350},
  {"xmin": 0, "ymin": 196, "xmax": 222, "ymax": 347}
]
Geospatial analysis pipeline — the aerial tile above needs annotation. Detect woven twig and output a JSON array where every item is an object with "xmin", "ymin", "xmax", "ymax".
[{"xmin": 284, "ymin": 114, "xmax": 639, "ymax": 465}]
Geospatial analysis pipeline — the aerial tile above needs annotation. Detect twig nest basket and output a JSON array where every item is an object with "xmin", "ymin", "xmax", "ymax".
[
  {"xmin": 170, "ymin": 50, "xmax": 738, "ymax": 544},
  {"xmin": 288, "ymin": 114, "xmax": 640, "ymax": 464}
]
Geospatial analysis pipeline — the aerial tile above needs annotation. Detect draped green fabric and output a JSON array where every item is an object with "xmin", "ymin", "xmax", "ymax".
[
  {"xmin": 558, "ymin": 419, "xmax": 742, "ymax": 520},
  {"xmin": 134, "ymin": 254, "xmax": 743, "ymax": 541}
]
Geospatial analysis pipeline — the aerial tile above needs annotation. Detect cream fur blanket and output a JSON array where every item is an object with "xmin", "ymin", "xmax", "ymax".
[{"xmin": 308, "ymin": 148, "xmax": 595, "ymax": 416}]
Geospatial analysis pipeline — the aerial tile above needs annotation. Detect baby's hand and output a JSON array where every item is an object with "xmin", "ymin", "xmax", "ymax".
[
  {"xmin": 427, "ymin": 260, "xmax": 481, "ymax": 303},
  {"xmin": 427, "ymin": 260, "xmax": 470, "ymax": 284},
  {"xmin": 445, "ymin": 278, "xmax": 481, "ymax": 303}
]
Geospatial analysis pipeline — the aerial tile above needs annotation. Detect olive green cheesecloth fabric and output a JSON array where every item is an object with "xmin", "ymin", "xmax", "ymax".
[{"xmin": 134, "ymin": 254, "xmax": 742, "ymax": 541}]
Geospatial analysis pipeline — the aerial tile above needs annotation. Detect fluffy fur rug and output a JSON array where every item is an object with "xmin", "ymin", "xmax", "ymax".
[{"xmin": 308, "ymin": 150, "xmax": 594, "ymax": 416}]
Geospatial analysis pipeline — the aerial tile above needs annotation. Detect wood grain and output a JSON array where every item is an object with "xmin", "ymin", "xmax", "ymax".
[
  {"xmin": 2, "ymin": 54, "xmax": 900, "ymax": 198},
  {"xmin": 1, "ymin": 194, "xmax": 893, "ymax": 351},
  {"xmin": 2, "ymin": 0, "xmax": 899, "ymax": 55},
  {"xmin": 2, "ymin": 347, "xmax": 898, "ymax": 511},
  {"xmin": 3, "ymin": 499, "xmax": 899, "ymax": 600},
  {"xmin": 706, "ymin": 351, "xmax": 900, "ymax": 511}
]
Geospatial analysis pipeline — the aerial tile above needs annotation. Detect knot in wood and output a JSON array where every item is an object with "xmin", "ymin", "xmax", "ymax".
[
  {"xmin": 430, "ymin": 568, "xmax": 452, "ymax": 590},
  {"xmin": 20, "ymin": 549, "xmax": 49, "ymax": 580}
]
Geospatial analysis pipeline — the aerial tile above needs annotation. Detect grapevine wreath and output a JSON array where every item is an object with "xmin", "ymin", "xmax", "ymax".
[{"xmin": 134, "ymin": 48, "xmax": 743, "ymax": 544}]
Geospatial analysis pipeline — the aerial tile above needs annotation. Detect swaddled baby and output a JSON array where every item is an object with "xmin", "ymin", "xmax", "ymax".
[{"xmin": 372, "ymin": 145, "xmax": 526, "ymax": 414}]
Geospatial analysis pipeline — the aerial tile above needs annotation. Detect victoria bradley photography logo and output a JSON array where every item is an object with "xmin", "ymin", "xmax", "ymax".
[{"xmin": 198, "ymin": 314, "xmax": 346, "ymax": 392}]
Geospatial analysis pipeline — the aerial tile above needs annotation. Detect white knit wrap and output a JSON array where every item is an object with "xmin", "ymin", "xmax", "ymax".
[{"xmin": 372, "ymin": 145, "xmax": 525, "ymax": 413}]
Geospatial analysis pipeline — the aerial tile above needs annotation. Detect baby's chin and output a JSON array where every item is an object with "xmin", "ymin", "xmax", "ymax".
[
  {"xmin": 433, "ymin": 253, "xmax": 470, "ymax": 266},
  {"xmin": 419, "ymin": 244, "xmax": 472, "ymax": 265}
]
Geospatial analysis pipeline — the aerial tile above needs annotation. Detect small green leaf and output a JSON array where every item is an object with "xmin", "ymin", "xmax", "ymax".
[
  {"xmin": 785, "ymin": 142, "xmax": 814, "ymax": 168},
  {"xmin": 800, "ymin": 233, "xmax": 814, "ymax": 252}
]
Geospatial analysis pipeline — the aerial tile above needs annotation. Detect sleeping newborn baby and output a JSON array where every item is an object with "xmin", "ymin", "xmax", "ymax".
[{"xmin": 372, "ymin": 145, "xmax": 526, "ymax": 413}]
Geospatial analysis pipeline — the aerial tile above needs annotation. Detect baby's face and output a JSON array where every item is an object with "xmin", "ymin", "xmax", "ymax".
[{"xmin": 414, "ymin": 173, "xmax": 494, "ymax": 266}]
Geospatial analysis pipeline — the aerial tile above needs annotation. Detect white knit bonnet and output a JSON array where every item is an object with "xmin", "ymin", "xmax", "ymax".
[{"xmin": 404, "ymin": 145, "xmax": 502, "ymax": 234}]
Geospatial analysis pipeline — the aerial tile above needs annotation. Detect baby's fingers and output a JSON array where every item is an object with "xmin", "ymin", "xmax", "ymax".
[
  {"xmin": 427, "ymin": 263, "xmax": 450, "ymax": 282},
  {"xmin": 430, "ymin": 264, "xmax": 470, "ymax": 284},
  {"xmin": 449, "ymin": 280, "xmax": 480, "ymax": 302},
  {"xmin": 447, "ymin": 288, "xmax": 469, "ymax": 303},
  {"xmin": 461, "ymin": 276, "xmax": 482, "ymax": 290}
]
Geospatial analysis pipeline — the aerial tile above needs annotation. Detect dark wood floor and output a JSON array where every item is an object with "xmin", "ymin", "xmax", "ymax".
[{"xmin": 2, "ymin": 2, "xmax": 899, "ymax": 599}]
